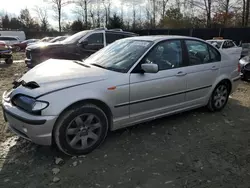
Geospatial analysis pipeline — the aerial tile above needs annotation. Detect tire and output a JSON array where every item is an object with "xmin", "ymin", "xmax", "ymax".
[
  {"xmin": 5, "ymin": 58, "xmax": 13, "ymax": 64},
  {"xmin": 54, "ymin": 104, "xmax": 109, "ymax": 156},
  {"xmin": 15, "ymin": 46, "xmax": 21, "ymax": 52},
  {"xmin": 207, "ymin": 82, "xmax": 230, "ymax": 112}
]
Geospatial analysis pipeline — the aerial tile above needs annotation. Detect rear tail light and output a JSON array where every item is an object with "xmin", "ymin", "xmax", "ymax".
[{"xmin": 238, "ymin": 63, "xmax": 241, "ymax": 72}]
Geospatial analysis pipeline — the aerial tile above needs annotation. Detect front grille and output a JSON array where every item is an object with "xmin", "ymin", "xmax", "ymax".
[{"xmin": 26, "ymin": 50, "xmax": 31, "ymax": 59}]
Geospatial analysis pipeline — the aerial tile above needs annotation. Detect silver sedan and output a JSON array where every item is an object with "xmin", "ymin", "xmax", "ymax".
[{"xmin": 2, "ymin": 36, "xmax": 241, "ymax": 155}]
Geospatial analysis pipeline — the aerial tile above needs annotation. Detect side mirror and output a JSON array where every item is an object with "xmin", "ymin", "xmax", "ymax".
[
  {"xmin": 141, "ymin": 63, "xmax": 159, "ymax": 73},
  {"xmin": 80, "ymin": 40, "xmax": 88, "ymax": 47}
]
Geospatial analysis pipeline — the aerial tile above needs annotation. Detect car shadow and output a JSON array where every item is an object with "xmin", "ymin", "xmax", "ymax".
[
  {"xmin": 0, "ymin": 97, "xmax": 250, "ymax": 187},
  {"xmin": 0, "ymin": 63, "xmax": 11, "ymax": 68}
]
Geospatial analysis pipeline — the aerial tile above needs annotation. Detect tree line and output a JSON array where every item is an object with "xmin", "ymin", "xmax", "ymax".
[{"xmin": 1, "ymin": 0, "xmax": 250, "ymax": 33}]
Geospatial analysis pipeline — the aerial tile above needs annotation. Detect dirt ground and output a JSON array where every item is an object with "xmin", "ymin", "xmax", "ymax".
[{"xmin": 0, "ymin": 61, "xmax": 250, "ymax": 188}]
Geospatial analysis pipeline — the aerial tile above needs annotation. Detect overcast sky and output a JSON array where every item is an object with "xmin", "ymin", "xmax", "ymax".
[{"xmin": 1, "ymin": 0, "xmax": 148, "ymax": 29}]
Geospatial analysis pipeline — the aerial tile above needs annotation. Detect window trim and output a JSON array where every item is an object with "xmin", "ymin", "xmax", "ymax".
[
  {"xmin": 184, "ymin": 39, "xmax": 221, "ymax": 67},
  {"xmin": 131, "ymin": 39, "xmax": 186, "ymax": 73}
]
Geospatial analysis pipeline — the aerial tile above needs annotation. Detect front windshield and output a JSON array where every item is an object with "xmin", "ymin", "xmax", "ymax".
[
  {"xmin": 62, "ymin": 30, "xmax": 91, "ymax": 44},
  {"xmin": 84, "ymin": 39, "xmax": 153, "ymax": 73}
]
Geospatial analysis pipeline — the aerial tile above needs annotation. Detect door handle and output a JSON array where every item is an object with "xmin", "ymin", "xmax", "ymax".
[
  {"xmin": 176, "ymin": 71, "xmax": 187, "ymax": 76},
  {"xmin": 211, "ymin": 66, "xmax": 219, "ymax": 70}
]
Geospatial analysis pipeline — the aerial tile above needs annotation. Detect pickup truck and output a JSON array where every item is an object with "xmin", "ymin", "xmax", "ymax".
[{"xmin": 206, "ymin": 39, "xmax": 242, "ymax": 59}]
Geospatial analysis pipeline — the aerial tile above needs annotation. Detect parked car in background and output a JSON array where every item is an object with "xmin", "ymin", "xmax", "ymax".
[
  {"xmin": 240, "ymin": 43, "xmax": 250, "ymax": 58},
  {"xmin": 0, "ymin": 41, "xmax": 13, "ymax": 64},
  {"xmin": 25, "ymin": 28, "xmax": 137, "ymax": 68},
  {"xmin": 40, "ymin": 37, "xmax": 55, "ymax": 42},
  {"xmin": 0, "ymin": 30, "xmax": 26, "ymax": 41},
  {"xmin": 239, "ymin": 55, "xmax": 250, "ymax": 80},
  {"xmin": 12, "ymin": 39, "xmax": 39, "ymax": 52},
  {"xmin": 207, "ymin": 39, "xmax": 242, "ymax": 59},
  {"xmin": 2, "ymin": 36, "xmax": 240, "ymax": 155},
  {"xmin": 0, "ymin": 36, "xmax": 20, "ymax": 46},
  {"xmin": 48, "ymin": 36, "xmax": 68, "ymax": 43}
]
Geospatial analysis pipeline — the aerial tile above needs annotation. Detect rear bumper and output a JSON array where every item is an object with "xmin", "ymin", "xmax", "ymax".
[{"xmin": 231, "ymin": 76, "xmax": 241, "ymax": 93}]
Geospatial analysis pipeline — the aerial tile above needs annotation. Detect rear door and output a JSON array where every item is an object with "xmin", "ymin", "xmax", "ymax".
[
  {"xmin": 105, "ymin": 32, "xmax": 125, "ymax": 46},
  {"xmin": 184, "ymin": 39, "xmax": 221, "ymax": 103}
]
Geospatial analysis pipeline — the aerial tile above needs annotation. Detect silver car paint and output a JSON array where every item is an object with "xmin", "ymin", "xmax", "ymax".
[{"xmin": 2, "ymin": 36, "xmax": 240, "ymax": 146}]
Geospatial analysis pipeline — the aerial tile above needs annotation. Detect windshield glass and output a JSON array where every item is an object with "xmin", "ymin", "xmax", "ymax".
[
  {"xmin": 62, "ymin": 30, "xmax": 91, "ymax": 44},
  {"xmin": 84, "ymin": 39, "xmax": 153, "ymax": 73}
]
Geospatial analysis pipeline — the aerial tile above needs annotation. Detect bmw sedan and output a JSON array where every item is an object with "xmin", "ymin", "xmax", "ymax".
[{"xmin": 2, "ymin": 36, "xmax": 241, "ymax": 156}]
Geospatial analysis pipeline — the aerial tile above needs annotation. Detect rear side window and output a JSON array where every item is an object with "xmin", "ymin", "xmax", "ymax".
[
  {"xmin": 185, "ymin": 40, "xmax": 210, "ymax": 65},
  {"xmin": 208, "ymin": 46, "xmax": 221, "ymax": 62},
  {"xmin": 105, "ymin": 33, "xmax": 124, "ymax": 44}
]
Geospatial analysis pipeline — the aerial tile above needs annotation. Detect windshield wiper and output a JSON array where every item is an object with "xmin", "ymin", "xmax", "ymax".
[
  {"xmin": 73, "ymin": 60, "xmax": 90, "ymax": 67},
  {"xmin": 91, "ymin": 63, "xmax": 107, "ymax": 70}
]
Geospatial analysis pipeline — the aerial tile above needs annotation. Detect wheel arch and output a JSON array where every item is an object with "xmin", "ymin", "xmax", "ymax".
[{"xmin": 51, "ymin": 99, "xmax": 113, "ymax": 145}]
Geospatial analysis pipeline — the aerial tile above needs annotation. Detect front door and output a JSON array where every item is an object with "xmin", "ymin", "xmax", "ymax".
[
  {"xmin": 78, "ymin": 32, "xmax": 104, "ymax": 59},
  {"xmin": 129, "ymin": 40, "xmax": 187, "ymax": 121},
  {"xmin": 183, "ymin": 39, "xmax": 221, "ymax": 103}
]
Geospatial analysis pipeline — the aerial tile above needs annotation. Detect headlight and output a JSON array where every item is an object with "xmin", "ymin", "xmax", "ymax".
[{"xmin": 12, "ymin": 95, "xmax": 49, "ymax": 113}]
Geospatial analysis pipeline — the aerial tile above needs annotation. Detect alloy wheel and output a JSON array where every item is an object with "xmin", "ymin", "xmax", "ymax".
[
  {"xmin": 213, "ymin": 85, "xmax": 228, "ymax": 108},
  {"xmin": 66, "ymin": 113, "xmax": 102, "ymax": 150}
]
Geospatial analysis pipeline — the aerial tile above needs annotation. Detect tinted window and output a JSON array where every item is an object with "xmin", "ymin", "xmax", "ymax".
[
  {"xmin": 87, "ymin": 33, "xmax": 103, "ymax": 44},
  {"xmin": 185, "ymin": 40, "xmax": 210, "ymax": 65},
  {"xmin": 208, "ymin": 46, "xmax": 221, "ymax": 62},
  {"xmin": 105, "ymin": 33, "xmax": 124, "ymax": 44},
  {"xmin": 222, "ymin": 40, "xmax": 235, "ymax": 48},
  {"xmin": 142, "ymin": 40, "xmax": 183, "ymax": 71}
]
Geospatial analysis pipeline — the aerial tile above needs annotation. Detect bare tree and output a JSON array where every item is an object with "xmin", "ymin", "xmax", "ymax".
[
  {"xmin": 245, "ymin": 0, "xmax": 250, "ymax": 26},
  {"xmin": 157, "ymin": 0, "xmax": 169, "ymax": 20},
  {"xmin": 74, "ymin": 0, "xmax": 92, "ymax": 28},
  {"xmin": 34, "ymin": 6, "xmax": 49, "ymax": 31},
  {"xmin": 189, "ymin": 0, "xmax": 214, "ymax": 27},
  {"xmin": 45, "ymin": 0, "xmax": 72, "ymax": 32},
  {"xmin": 102, "ymin": 0, "xmax": 111, "ymax": 27}
]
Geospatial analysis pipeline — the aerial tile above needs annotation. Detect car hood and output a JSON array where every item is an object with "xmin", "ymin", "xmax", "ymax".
[
  {"xmin": 13, "ymin": 59, "xmax": 113, "ymax": 98},
  {"xmin": 26, "ymin": 42, "xmax": 62, "ymax": 51}
]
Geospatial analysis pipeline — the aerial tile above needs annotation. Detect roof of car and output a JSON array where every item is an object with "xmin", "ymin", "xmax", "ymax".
[{"xmin": 126, "ymin": 35, "xmax": 203, "ymax": 42}]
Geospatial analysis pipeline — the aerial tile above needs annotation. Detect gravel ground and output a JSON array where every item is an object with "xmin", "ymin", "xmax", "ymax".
[{"xmin": 0, "ymin": 62, "xmax": 250, "ymax": 188}]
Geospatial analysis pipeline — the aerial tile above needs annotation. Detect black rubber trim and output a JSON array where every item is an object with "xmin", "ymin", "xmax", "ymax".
[
  {"xmin": 115, "ymin": 85, "xmax": 212, "ymax": 108},
  {"xmin": 4, "ymin": 108, "xmax": 46, "ymax": 125}
]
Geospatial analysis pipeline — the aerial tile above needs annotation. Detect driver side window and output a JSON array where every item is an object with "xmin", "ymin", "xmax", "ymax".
[
  {"xmin": 86, "ymin": 33, "xmax": 104, "ymax": 45},
  {"xmin": 142, "ymin": 40, "xmax": 183, "ymax": 71}
]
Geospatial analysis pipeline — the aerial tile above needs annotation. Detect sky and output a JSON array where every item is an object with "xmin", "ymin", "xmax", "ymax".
[{"xmin": 0, "ymin": 0, "xmax": 143, "ymax": 29}]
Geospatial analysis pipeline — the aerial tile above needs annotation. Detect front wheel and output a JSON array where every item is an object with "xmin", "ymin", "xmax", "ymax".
[
  {"xmin": 207, "ymin": 82, "xmax": 230, "ymax": 112},
  {"xmin": 5, "ymin": 58, "xmax": 13, "ymax": 64},
  {"xmin": 54, "ymin": 104, "xmax": 109, "ymax": 156}
]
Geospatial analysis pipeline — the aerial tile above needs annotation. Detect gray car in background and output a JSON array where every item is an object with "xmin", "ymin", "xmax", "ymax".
[{"xmin": 2, "ymin": 36, "xmax": 240, "ymax": 156}]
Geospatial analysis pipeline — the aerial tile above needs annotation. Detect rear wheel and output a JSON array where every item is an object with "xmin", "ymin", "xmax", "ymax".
[
  {"xmin": 5, "ymin": 58, "xmax": 13, "ymax": 64},
  {"xmin": 54, "ymin": 104, "xmax": 109, "ymax": 156},
  {"xmin": 207, "ymin": 82, "xmax": 230, "ymax": 112},
  {"xmin": 15, "ymin": 46, "xmax": 21, "ymax": 52}
]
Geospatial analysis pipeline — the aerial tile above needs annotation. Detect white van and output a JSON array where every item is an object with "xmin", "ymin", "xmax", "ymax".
[
  {"xmin": 0, "ymin": 30, "xmax": 26, "ymax": 41},
  {"xmin": 0, "ymin": 36, "xmax": 20, "ymax": 46}
]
